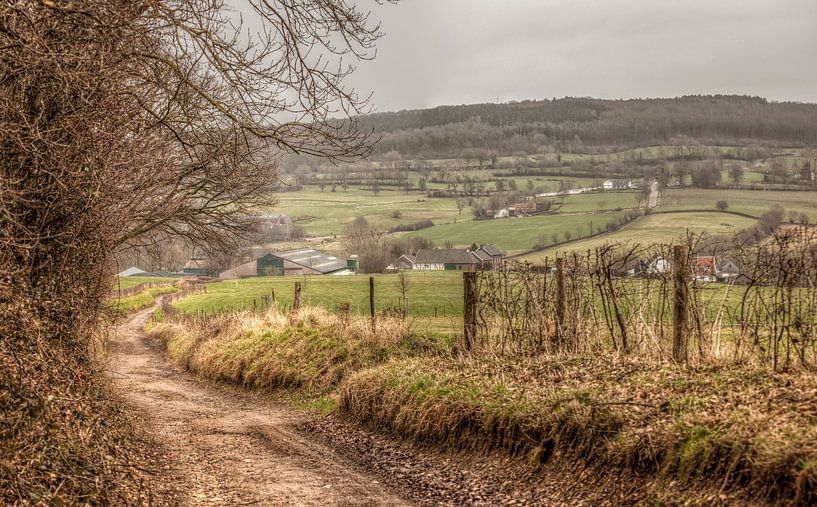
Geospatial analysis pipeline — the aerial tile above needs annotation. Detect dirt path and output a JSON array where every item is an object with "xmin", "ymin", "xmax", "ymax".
[{"xmin": 108, "ymin": 307, "xmax": 409, "ymax": 506}]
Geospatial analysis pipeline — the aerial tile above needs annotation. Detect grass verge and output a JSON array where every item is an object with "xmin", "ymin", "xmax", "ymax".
[
  {"xmin": 108, "ymin": 285, "xmax": 179, "ymax": 317},
  {"xmin": 150, "ymin": 306, "xmax": 817, "ymax": 504}
]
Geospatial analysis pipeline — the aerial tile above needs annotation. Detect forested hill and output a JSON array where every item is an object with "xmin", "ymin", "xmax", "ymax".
[{"xmin": 355, "ymin": 96, "xmax": 817, "ymax": 158}]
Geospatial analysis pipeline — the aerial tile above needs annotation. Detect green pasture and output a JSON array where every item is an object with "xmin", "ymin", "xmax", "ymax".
[
  {"xmin": 109, "ymin": 285, "xmax": 179, "ymax": 316},
  {"xmin": 405, "ymin": 210, "xmax": 627, "ymax": 252},
  {"xmin": 272, "ymin": 187, "xmax": 465, "ymax": 237},
  {"xmin": 554, "ymin": 191, "xmax": 641, "ymax": 213},
  {"xmin": 173, "ymin": 272, "xmax": 466, "ymax": 333},
  {"xmin": 113, "ymin": 276, "xmax": 178, "ymax": 289},
  {"xmin": 519, "ymin": 211, "xmax": 757, "ymax": 262},
  {"xmin": 660, "ymin": 189, "xmax": 817, "ymax": 220}
]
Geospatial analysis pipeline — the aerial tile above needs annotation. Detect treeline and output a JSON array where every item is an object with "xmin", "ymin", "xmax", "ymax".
[{"xmin": 354, "ymin": 96, "xmax": 817, "ymax": 158}]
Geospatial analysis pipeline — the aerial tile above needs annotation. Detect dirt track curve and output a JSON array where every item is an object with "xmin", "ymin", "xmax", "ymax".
[
  {"xmin": 108, "ymin": 307, "xmax": 619, "ymax": 506},
  {"xmin": 108, "ymin": 307, "xmax": 409, "ymax": 506}
]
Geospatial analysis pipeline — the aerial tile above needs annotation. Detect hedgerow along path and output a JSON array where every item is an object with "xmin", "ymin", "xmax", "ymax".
[{"xmin": 108, "ymin": 306, "xmax": 409, "ymax": 505}]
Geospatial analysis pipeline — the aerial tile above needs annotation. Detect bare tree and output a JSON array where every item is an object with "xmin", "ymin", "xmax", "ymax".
[
  {"xmin": 0, "ymin": 2, "xmax": 393, "ymax": 500},
  {"xmin": 2, "ymin": 0, "xmax": 389, "ymax": 312}
]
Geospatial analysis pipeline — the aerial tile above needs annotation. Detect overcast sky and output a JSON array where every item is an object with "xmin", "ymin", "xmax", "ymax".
[{"xmin": 232, "ymin": 0, "xmax": 817, "ymax": 112}]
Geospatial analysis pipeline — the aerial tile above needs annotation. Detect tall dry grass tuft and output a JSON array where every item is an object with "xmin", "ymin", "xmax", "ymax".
[
  {"xmin": 150, "ymin": 304, "xmax": 446, "ymax": 394},
  {"xmin": 476, "ymin": 229, "xmax": 817, "ymax": 370}
]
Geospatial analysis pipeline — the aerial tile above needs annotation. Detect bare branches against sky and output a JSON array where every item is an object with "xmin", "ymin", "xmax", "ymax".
[{"xmin": 228, "ymin": 0, "xmax": 817, "ymax": 111}]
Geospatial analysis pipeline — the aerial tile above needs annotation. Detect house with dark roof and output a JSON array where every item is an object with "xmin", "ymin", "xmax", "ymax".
[
  {"xmin": 182, "ymin": 258, "xmax": 220, "ymax": 277},
  {"xmin": 475, "ymin": 244, "xmax": 503, "ymax": 270},
  {"xmin": 386, "ymin": 254, "xmax": 417, "ymax": 271},
  {"xmin": 414, "ymin": 249, "xmax": 480, "ymax": 271},
  {"xmin": 387, "ymin": 244, "xmax": 503, "ymax": 272},
  {"xmin": 218, "ymin": 248, "xmax": 350, "ymax": 279}
]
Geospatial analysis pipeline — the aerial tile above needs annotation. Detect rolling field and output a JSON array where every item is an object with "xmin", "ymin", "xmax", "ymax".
[
  {"xmin": 173, "ymin": 272, "xmax": 466, "ymax": 333},
  {"xmin": 554, "ymin": 191, "xmax": 640, "ymax": 213},
  {"xmin": 660, "ymin": 188, "xmax": 817, "ymax": 219},
  {"xmin": 518, "ymin": 211, "xmax": 757, "ymax": 262},
  {"xmin": 405, "ymin": 210, "xmax": 627, "ymax": 252},
  {"xmin": 273, "ymin": 187, "xmax": 464, "ymax": 237}
]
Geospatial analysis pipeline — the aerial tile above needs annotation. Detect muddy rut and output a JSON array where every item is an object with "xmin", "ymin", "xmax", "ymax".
[{"xmin": 108, "ymin": 307, "xmax": 409, "ymax": 506}]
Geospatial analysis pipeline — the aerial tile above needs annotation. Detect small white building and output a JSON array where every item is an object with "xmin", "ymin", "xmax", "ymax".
[{"xmin": 603, "ymin": 180, "xmax": 614, "ymax": 190}]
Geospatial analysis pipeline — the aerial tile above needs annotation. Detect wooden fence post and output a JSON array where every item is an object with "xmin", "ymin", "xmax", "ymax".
[
  {"xmin": 463, "ymin": 271, "xmax": 478, "ymax": 351},
  {"xmin": 293, "ymin": 282, "xmax": 301, "ymax": 312},
  {"xmin": 672, "ymin": 245, "xmax": 689, "ymax": 363},
  {"xmin": 555, "ymin": 257, "xmax": 566, "ymax": 349},
  {"xmin": 369, "ymin": 276, "xmax": 376, "ymax": 333}
]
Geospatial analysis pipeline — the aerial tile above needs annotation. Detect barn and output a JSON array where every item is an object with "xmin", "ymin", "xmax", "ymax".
[{"xmin": 218, "ymin": 248, "xmax": 351, "ymax": 279}]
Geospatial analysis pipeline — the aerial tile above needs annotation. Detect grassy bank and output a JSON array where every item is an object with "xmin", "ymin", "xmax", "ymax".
[
  {"xmin": 150, "ymin": 306, "xmax": 817, "ymax": 504},
  {"xmin": 114, "ymin": 275, "xmax": 179, "ymax": 290},
  {"xmin": 108, "ymin": 285, "xmax": 179, "ymax": 317}
]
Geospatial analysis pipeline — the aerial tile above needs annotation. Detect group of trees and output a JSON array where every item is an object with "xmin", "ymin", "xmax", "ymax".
[
  {"xmin": 358, "ymin": 96, "xmax": 817, "ymax": 159},
  {"xmin": 341, "ymin": 217, "xmax": 435, "ymax": 273},
  {"xmin": 1, "ymin": 0, "xmax": 387, "ymax": 501}
]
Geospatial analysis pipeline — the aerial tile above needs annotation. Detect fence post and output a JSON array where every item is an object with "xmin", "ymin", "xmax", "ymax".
[
  {"xmin": 369, "ymin": 276, "xmax": 376, "ymax": 333},
  {"xmin": 463, "ymin": 271, "xmax": 478, "ymax": 351},
  {"xmin": 555, "ymin": 257, "xmax": 566, "ymax": 349},
  {"xmin": 293, "ymin": 282, "xmax": 301, "ymax": 312},
  {"xmin": 672, "ymin": 245, "xmax": 689, "ymax": 363}
]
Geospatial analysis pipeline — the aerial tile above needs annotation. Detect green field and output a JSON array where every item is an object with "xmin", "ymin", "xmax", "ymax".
[
  {"xmin": 660, "ymin": 189, "xmax": 817, "ymax": 220},
  {"xmin": 113, "ymin": 276, "xmax": 178, "ymax": 289},
  {"xmin": 518, "ymin": 211, "xmax": 757, "ymax": 262},
  {"xmin": 555, "ymin": 191, "xmax": 640, "ymax": 213},
  {"xmin": 405, "ymin": 210, "xmax": 627, "ymax": 252},
  {"xmin": 109, "ymin": 285, "xmax": 179, "ymax": 316},
  {"xmin": 273, "ymin": 187, "xmax": 465, "ymax": 237},
  {"xmin": 173, "ymin": 272, "xmax": 466, "ymax": 333}
]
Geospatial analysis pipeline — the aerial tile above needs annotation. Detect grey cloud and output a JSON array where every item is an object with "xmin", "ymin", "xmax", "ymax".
[{"xmin": 227, "ymin": 0, "xmax": 817, "ymax": 111}]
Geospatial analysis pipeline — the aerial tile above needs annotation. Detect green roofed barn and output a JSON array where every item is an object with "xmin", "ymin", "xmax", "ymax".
[{"xmin": 218, "ymin": 248, "xmax": 352, "ymax": 280}]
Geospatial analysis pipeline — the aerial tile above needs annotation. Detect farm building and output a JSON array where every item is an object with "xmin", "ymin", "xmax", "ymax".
[
  {"xmin": 509, "ymin": 201, "xmax": 537, "ymax": 216},
  {"xmin": 218, "ymin": 248, "xmax": 352, "ymax": 280},
  {"xmin": 716, "ymin": 258, "xmax": 741, "ymax": 281},
  {"xmin": 405, "ymin": 245, "xmax": 503, "ymax": 271},
  {"xmin": 470, "ymin": 244, "xmax": 503, "ymax": 270},
  {"xmin": 414, "ymin": 249, "xmax": 479, "ymax": 271},
  {"xmin": 117, "ymin": 266, "xmax": 146, "ymax": 277},
  {"xmin": 386, "ymin": 254, "xmax": 417, "ymax": 271},
  {"xmin": 182, "ymin": 258, "xmax": 220, "ymax": 277},
  {"xmin": 693, "ymin": 256, "xmax": 718, "ymax": 282}
]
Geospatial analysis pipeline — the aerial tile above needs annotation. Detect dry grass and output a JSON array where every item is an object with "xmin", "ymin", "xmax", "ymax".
[
  {"xmin": 152, "ymin": 305, "xmax": 817, "ymax": 504},
  {"xmin": 149, "ymin": 306, "xmax": 448, "ymax": 394},
  {"xmin": 339, "ymin": 355, "xmax": 817, "ymax": 504}
]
